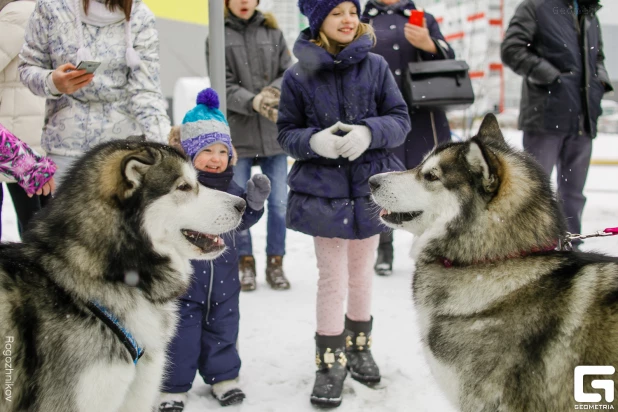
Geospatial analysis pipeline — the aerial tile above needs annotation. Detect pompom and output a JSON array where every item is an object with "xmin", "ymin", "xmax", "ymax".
[{"xmin": 196, "ymin": 88, "xmax": 220, "ymax": 109}]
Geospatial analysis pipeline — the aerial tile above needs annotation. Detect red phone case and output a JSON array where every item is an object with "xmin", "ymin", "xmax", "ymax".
[{"xmin": 408, "ymin": 10, "xmax": 424, "ymax": 26}]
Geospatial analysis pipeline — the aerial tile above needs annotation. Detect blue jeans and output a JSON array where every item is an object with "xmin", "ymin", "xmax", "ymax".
[{"xmin": 232, "ymin": 154, "xmax": 287, "ymax": 256}]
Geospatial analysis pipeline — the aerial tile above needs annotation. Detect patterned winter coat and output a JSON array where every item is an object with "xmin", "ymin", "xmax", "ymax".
[
  {"xmin": 277, "ymin": 29, "xmax": 410, "ymax": 239},
  {"xmin": 0, "ymin": 123, "xmax": 56, "ymax": 195},
  {"xmin": 18, "ymin": 0, "xmax": 170, "ymax": 157},
  {"xmin": 362, "ymin": 0, "xmax": 455, "ymax": 168}
]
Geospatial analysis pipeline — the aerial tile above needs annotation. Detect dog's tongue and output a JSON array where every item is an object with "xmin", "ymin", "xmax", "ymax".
[{"xmin": 379, "ymin": 209, "xmax": 388, "ymax": 217}]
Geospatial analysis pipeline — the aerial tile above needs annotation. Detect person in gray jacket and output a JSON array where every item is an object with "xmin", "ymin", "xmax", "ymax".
[
  {"xmin": 501, "ymin": 0, "xmax": 612, "ymax": 242},
  {"xmin": 209, "ymin": 0, "xmax": 292, "ymax": 291}
]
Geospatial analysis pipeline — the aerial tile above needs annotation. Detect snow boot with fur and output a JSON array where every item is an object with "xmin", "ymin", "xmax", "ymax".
[
  {"xmin": 212, "ymin": 378, "xmax": 245, "ymax": 406},
  {"xmin": 158, "ymin": 392, "xmax": 186, "ymax": 411}
]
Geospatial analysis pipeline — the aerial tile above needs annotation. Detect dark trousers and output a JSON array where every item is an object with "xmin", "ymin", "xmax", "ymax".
[
  {"xmin": 522, "ymin": 130, "xmax": 592, "ymax": 234},
  {"xmin": 6, "ymin": 183, "xmax": 50, "ymax": 237}
]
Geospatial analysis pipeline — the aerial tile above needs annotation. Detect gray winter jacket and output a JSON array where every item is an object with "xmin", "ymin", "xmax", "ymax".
[
  {"xmin": 501, "ymin": 0, "xmax": 612, "ymax": 137},
  {"xmin": 208, "ymin": 11, "xmax": 292, "ymax": 158}
]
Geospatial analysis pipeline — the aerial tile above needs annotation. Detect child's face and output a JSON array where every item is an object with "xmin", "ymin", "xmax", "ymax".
[
  {"xmin": 321, "ymin": 2, "xmax": 359, "ymax": 45},
  {"xmin": 228, "ymin": 0, "xmax": 258, "ymax": 20},
  {"xmin": 194, "ymin": 143, "xmax": 229, "ymax": 173}
]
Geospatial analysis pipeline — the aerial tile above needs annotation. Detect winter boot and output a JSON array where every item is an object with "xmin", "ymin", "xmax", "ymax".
[
  {"xmin": 345, "ymin": 316, "xmax": 381, "ymax": 384},
  {"xmin": 212, "ymin": 378, "xmax": 246, "ymax": 407},
  {"xmin": 374, "ymin": 232, "xmax": 393, "ymax": 276},
  {"xmin": 310, "ymin": 333, "xmax": 348, "ymax": 408},
  {"xmin": 239, "ymin": 255, "xmax": 257, "ymax": 291},
  {"xmin": 265, "ymin": 255, "xmax": 291, "ymax": 290},
  {"xmin": 158, "ymin": 392, "xmax": 186, "ymax": 411}
]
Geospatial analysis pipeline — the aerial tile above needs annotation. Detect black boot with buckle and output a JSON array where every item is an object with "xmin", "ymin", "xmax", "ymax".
[
  {"xmin": 310, "ymin": 333, "xmax": 348, "ymax": 408},
  {"xmin": 345, "ymin": 316, "xmax": 381, "ymax": 384}
]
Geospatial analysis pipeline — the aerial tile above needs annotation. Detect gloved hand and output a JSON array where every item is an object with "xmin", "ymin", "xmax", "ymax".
[
  {"xmin": 309, "ymin": 123, "xmax": 343, "ymax": 159},
  {"xmin": 246, "ymin": 174, "xmax": 271, "ymax": 211},
  {"xmin": 335, "ymin": 123, "xmax": 372, "ymax": 161},
  {"xmin": 252, "ymin": 86, "xmax": 280, "ymax": 123}
]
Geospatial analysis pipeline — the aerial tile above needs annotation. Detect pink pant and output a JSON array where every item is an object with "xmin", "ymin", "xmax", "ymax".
[{"xmin": 314, "ymin": 235, "xmax": 380, "ymax": 336}]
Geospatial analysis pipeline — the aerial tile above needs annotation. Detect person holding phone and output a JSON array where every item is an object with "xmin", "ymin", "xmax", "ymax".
[
  {"xmin": 18, "ymin": 0, "xmax": 171, "ymax": 184},
  {"xmin": 362, "ymin": 0, "xmax": 454, "ymax": 276}
]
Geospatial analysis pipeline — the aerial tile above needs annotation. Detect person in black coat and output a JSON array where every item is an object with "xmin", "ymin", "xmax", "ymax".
[
  {"xmin": 361, "ymin": 0, "xmax": 455, "ymax": 275},
  {"xmin": 159, "ymin": 90, "xmax": 269, "ymax": 412},
  {"xmin": 501, "ymin": 0, "xmax": 612, "ymax": 240}
]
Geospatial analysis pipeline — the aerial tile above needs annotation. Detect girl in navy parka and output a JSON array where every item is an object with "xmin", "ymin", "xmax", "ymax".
[
  {"xmin": 158, "ymin": 89, "xmax": 270, "ymax": 412},
  {"xmin": 277, "ymin": 0, "xmax": 410, "ymax": 407}
]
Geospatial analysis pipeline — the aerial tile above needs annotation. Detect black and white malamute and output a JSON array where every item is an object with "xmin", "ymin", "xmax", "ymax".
[
  {"xmin": 0, "ymin": 141, "xmax": 245, "ymax": 412},
  {"xmin": 370, "ymin": 114, "xmax": 618, "ymax": 411}
]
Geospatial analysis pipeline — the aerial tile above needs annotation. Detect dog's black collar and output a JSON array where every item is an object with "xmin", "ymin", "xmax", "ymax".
[{"xmin": 86, "ymin": 301, "xmax": 145, "ymax": 365}]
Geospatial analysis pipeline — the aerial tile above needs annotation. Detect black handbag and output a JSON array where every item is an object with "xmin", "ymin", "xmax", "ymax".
[{"xmin": 402, "ymin": 59, "xmax": 475, "ymax": 111}]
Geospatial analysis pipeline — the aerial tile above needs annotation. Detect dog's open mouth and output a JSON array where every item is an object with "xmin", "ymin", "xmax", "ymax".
[
  {"xmin": 181, "ymin": 229, "xmax": 225, "ymax": 253},
  {"xmin": 379, "ymin": 209, "xmax": 423, "ymax": 224}
]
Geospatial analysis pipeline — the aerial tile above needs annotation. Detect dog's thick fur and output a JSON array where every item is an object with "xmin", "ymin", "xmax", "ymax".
[
  {"xmin": 0, "ymin": 141, "xmax": 246, "ymax": 412},
  {"xmin": 370, "ymin": 114, "xmax": 618, "ymax": 411}
]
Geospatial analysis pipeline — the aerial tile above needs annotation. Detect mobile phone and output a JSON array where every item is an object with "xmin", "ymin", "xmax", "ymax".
[
  {"xmin": 408, "ymin": 10, "xmax": 424, "ymax": 27},
  {"xmin": 75, "ymin": 60, "xmax": 101, "ymax": 74}
]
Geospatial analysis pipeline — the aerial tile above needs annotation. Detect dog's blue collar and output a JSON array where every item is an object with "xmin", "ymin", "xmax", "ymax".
[{"xmin": 87, "ymin": 301, "xmax": 145, "ymax": 365}]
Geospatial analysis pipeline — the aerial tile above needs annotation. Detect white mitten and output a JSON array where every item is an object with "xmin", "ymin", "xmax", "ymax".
[
  {"xmin": 309, "ymin": 123, "xmax": 343, "ymax": 159},
  {"xmin": 335, "ymin": 124, "xmax": 372, "ymax": 161}
]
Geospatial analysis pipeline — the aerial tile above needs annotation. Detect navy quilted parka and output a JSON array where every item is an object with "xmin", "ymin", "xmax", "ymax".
[{"xmin": 277, "ymin": 29, "xmax": 410, "ymax": 239}]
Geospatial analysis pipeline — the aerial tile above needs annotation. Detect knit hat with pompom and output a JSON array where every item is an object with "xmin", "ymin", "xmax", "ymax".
[{"xmin": 180, "ymin": 88, "xmax": 233, "ymax": 161}]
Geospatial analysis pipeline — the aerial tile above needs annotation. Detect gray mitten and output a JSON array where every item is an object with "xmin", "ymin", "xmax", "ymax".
[{"xmin": 246, "ymin": 174, "xmax": 271, "ymax": 211}]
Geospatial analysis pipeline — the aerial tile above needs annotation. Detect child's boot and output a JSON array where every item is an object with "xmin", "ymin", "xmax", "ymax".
[
  {"xmin": 345, "ymin": 316, "xmax": 381, "ymax": 384},
  {"xmin": 310, "ymin": 333, "xmax": 347, "ymax": 408},
  {"xmin": 158, "ymin": 392, "xmax": 187, "ymax": 411},
  {"xmin": 212, "ymin": 378, "xmax": 245, "ymax": 406}
]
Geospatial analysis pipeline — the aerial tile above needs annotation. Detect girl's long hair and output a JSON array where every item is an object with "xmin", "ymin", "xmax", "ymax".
[
  {"xmin": 311, "ymin": 23, "xmax": 376, "ymax": 56},
  {"xmin": 83, "ymin": 0, "xmax": 133, "ymax": 21}
]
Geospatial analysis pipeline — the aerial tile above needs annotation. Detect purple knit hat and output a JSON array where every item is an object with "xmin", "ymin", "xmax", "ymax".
[{"xmin": 298, "ymin": 0, "xmax": 362, "ymax": 39}]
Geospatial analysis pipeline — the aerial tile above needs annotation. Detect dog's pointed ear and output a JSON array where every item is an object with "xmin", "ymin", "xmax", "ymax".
[
  {"xmin": 168, "ymin": 126, "xmax": 185, "ymax": 155},
  {"xmin": 466, "ymin": 140, "xmax": 500, "ymax": 195},
  {"xmin": 476, "ymin": 113, "xmax": 505, "ymax": 144},
  {"xmin": 121, "ymin": 147, "xmax": 159, "ymax": 193}
]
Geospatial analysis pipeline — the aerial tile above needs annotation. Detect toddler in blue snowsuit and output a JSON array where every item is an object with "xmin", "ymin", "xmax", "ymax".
[{"xmin": 159, "ymin": 89, "xmax": 271, "ymax": 412}]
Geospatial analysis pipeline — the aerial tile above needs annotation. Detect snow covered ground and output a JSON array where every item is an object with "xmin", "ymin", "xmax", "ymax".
[{"xmin": 2, "ymin": 130, "xmax": 617, "ymax": 412}]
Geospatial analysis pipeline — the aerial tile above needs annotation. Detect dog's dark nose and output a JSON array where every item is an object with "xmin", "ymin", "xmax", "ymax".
[
  {"xmin": 235, "ymin": 199, "xmax": 246, "ymax": 214},
  {"xmin": 368, "ymin": 176, "xmax": 381, "ymax": 192}
]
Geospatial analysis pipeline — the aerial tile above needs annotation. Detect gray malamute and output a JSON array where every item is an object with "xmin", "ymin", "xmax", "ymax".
[
  {"xmin": 370, "ymin": 114, "xmax": 618, "ymax": 411},
  {"xmin": 0, "ymin": 141, "xmax": 246, "ymax": 412}
]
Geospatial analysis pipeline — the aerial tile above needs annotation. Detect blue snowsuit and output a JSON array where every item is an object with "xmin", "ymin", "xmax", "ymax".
[{"xmin": 162, "ymin": 171, "xmax": 263, "ymax": 392}]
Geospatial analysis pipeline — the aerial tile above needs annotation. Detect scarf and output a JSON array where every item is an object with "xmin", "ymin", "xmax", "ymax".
[
  {"xmin": 197, "ymin": 167, "xmax": 234, "ymax": 192},
  {"xmin": 72, "ymin": 0, "xmax": 141, "ymax": 70}
]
